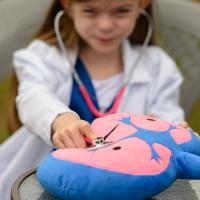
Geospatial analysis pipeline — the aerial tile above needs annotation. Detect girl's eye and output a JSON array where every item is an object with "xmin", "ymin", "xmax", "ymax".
[
  {"xmin": 82, "ymin": 9, "xmax": 96, "ymax": 14},
  {"xmin": 116, "ymin": 8, "xmax": 131, "ymax": 15}
]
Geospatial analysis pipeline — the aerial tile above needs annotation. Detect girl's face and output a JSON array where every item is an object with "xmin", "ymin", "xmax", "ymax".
[{"xmin": 64, "ymin": 0, "xmax": 142, "ymax": 54}]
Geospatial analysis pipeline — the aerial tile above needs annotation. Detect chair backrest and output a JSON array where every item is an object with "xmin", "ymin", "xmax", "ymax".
[
  {"xmin": 11, "ymin": 169, "xmax": 36, "ymax": 200},
  {"xmin": 0, "ymin": 0, "xmax": 52, "ymax": 80},
  {"xmin": 154, "ymin": 0, "xmax": 200, "ymax": 117},
  {"xmin": 11, "ymin": 169, "xmax": 59, "ymax": 200}
]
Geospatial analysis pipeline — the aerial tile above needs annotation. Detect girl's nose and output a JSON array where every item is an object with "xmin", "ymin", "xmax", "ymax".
[{"xmin": 97, "ymin": 15, "xmax": 115, "ymax": 33}]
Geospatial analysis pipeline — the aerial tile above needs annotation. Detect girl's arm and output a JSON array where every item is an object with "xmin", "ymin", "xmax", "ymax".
[
  {"xmin": 13, "ymin": 40, "xmax": 96, "ymax": 147},
  {"xmin": 147, "ymin": 47, "xmax": 185, "ymax": 124}
]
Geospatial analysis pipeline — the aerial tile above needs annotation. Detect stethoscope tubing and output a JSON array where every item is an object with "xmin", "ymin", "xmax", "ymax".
[
  {"xmin": 80, "ymin": 85, "xmax": 126, "ymax": 117},
  {"xmin": 54, "ymin": 9, "xmax": 153, "ymax": 117}
]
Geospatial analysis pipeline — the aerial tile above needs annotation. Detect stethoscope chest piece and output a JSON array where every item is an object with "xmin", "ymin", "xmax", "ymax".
[{"xmin": 88, "ymin": 137, "xmax": 113, "ymax": 151}]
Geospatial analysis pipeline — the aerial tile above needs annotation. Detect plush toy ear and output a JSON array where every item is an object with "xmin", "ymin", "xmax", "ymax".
[
  {"xmin": 176, "ymin": 152, "xmax": 200, "ymax": 179},
  {"xmin": 140, "ymin": 0, "xmax": 151, "ymax": 9}
]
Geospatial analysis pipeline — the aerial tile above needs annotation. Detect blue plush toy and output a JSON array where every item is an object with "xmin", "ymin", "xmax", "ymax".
[{"xmin": 36, "ymin": 113, "xmax": 200, "ymax": 200}]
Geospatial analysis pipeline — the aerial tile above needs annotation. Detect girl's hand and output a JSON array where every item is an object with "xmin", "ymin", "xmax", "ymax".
[
  {"xmin": 51, "ymin": 112, "xmax": 97, "ymax": 149},
  {"xmin": 178, "ymin": 121, "xmax": 189, "ymax": 128}
]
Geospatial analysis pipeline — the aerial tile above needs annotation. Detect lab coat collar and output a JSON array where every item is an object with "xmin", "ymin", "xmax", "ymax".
[
  {"xmin": 122, "ymin": 39, "xmax": 152, "ymax": 85},
  {"xmin": 46, "ymin": 39, "xmax": 151, "ymax": 84},
  {"xmin": 46, "ymin": 44, "xmax": 78, "ymax": 76}
]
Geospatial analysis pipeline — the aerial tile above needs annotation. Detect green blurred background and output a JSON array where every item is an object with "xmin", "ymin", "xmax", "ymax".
[{"xmin": 0, "ymin": 78, "xmax": 10, "ymax": 143}]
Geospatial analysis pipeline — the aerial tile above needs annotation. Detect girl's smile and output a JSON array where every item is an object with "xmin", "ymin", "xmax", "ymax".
[{"xmin": 93, "ymin": 36, "xmax": 119, "ymax": 45}]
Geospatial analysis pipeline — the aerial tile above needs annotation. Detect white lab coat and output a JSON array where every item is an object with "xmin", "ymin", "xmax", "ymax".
[{"xmin": 0, "ymin": 39, "xmax": 184, "ymax": 199}]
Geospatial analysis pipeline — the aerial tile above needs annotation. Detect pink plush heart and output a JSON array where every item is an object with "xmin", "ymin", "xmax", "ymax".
[
  {"xmin": 53, "ymin": 113, "xmax": 192, "ymax": 175},
  {"xmin": 53, "ymin": 138, "xmax": 171, "ymax": 175}
]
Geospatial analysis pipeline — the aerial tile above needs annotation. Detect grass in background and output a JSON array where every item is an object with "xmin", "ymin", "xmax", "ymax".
[
  {"xmin": 0, "ymin": 78, "xmax": 10, "ymax": 144},
  {"xmin": 188, "ymin": 99, "xmax": 200, "ymax": 134}
]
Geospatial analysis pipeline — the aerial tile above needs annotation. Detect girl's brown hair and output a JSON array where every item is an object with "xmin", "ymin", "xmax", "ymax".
[{"xmin": 8, "ymin": 0, "xmax": 155, "ymax": 133}]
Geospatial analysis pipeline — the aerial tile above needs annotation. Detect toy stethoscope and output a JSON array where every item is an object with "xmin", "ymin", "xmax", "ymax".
[{"xmin": 54, "ymin": 9, "xmax": 153, "ymax": 118}]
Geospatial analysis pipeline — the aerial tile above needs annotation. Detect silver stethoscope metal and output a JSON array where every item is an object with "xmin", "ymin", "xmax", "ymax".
[{"xmin": 54, "ymin": 9, "xmax": 153, "ymax": 118}]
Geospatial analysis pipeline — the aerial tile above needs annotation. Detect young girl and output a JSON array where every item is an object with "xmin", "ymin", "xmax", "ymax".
[{"xmin": 0, "ymin": 0, "xmax": 187, "ymax": 199}]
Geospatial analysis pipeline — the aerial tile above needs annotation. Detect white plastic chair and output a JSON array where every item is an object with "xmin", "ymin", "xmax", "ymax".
[
  {"xmin": 154, "ymin": 0, "xmax": 200, "ymax": 117},
  {"xmin": 0, "ymin": 0, "xmax": 52, "ymax": 79}
]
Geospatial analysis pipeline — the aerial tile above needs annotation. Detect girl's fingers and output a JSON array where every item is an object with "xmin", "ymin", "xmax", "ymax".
[
  {"xmin": 60, "ymin": 131, "xmax": 76, "ymax": 148},
  {"xmin": 52, "ymin": 120, "xmax": 97, "ymax": 149},
  {"xmin": 55, "ymin": 140, "xmax": 66, "ymax": 149},
  {"xmin": 178, "ymin": 121, "xmax": 189, "ymax": 128},
  {"xmin": 52, "ymin": 132, "xmax": 66, "ymax": 149},
  {"xmin": 79, "ymin": 120, "xmax": 97, "ymax": 140},
  {"xmin": 70, "ymin": 131, "xmax": 87, "ymax": 148}
]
